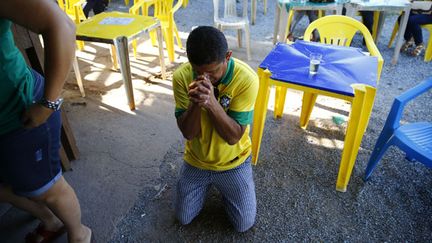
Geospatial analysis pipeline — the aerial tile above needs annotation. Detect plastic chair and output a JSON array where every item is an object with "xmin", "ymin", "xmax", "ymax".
[
  {"xmin": 388, "ymin": 20, "xmax": 432, "ymax": 62},
  {"xmin": 364, "ymin": 78, "xmax": 432, "ymax": 180},
  {"xmin": 133, "ymin": 0, "xmax": 182, "ymax": 63},
  {"xmin": 274, "ymin": 15, "xmax": 383, "ymax": 121},
  {"xmin": 182, "ymin": 0, "xmax": 188, "ymax": 8},
  {"xmin": 57, "ymin": 0, "xmax": 87, "ymax": 50},
  {"xmin": 213, "ymin": 0, "xmax": 251, "ymax": 60}
]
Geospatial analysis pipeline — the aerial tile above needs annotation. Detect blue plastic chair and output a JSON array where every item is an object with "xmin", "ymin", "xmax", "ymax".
[{"xmin": 364, "ymin": 78, "xmax": 432, "ymax": 180}]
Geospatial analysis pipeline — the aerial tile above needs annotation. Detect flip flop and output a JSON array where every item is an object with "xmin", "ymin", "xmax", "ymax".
[{"xmin": 25, "ymin": 223, "xmax": 66, "ymax": 243}]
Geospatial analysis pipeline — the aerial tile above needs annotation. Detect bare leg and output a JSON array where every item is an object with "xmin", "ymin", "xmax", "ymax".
[
  {"xmin": 0, "ymin": 185, "xmax": 62, "ymax": 231},
  {"xmin": 32, "ymin": 176, "xmax": 91, "ymax": 243}
]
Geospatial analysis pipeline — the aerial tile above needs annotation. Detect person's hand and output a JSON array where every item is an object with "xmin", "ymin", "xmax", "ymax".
[
  {"xmin": 188, "ymin": 74, "xmax": 212, "ymax": 104},
  {"xmin": 21, "ymin": 103, "xmax": 54, "ymax": 128}
]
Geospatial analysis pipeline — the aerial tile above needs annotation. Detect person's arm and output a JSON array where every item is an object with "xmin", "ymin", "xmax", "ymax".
[
  {"xmin": 0, "ymin": 0, "xmax": 76, "ymax": 128},
  {"xmin": 195, "ymin": 79, "xmax": 245, "ymax": 145}
]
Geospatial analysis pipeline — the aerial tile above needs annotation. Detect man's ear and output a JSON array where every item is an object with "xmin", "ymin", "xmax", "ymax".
[{"xmin": 226, "ymin": 51, "xmax": 232, "ymax": 61}]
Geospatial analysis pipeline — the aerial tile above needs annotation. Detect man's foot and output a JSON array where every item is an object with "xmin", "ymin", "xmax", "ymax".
[
  {"xmin": 401, "ymin": 39, "xmax": 414, "ymax": 52},
  {"xmin": 69, "ymin": 225, "xmax": 92, "ymax": 243},
  {"xmin": 411, "ymin": 43, "xmax": 425, "ymax": 57}
]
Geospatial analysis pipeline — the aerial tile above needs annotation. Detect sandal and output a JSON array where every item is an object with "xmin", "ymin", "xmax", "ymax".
[
  {"xmin": 25, "ymin": 223, "xmax": 66, "ymax": 243},
  {"xmin": 411, "ymin": 43, "xmax": 425, "ymax": 57},
  {"xmin": 401, "ymin": 39, "xmax": 414, "ymax": 52}
]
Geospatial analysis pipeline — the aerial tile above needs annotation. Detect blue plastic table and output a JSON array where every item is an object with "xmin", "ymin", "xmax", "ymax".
[{"xmin": 252, "ymin": 41, "xmax": 379, "ymax": 192}]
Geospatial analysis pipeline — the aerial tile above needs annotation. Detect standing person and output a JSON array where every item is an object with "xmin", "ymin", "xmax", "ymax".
[
  {"xmin": 0, "ymin": 0, "xmax": 92, "ymax": 242},
  {"xmin": 400, "ymin": 1, "xmax": 432, "ymax": 56},
  {"xmin": 288, "ymin": 10, "xmax": 319, "ymax": 41},
  {"xmin": 173, "ymin": 26, "xmax": 259, "ymax": 232}
]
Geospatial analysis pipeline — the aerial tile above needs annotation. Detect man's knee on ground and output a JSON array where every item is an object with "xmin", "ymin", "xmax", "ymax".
[
  {"xmin": 176, "ymin": 211, "xmax": 195, "ymax": 225},
  {"xmin": 232, "ymin": 214, "xmax": 255, "ymax": 232}
]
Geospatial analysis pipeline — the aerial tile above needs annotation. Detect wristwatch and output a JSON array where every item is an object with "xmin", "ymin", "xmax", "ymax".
[{"xmin": 38, "ymin": 97, "xmax": 64, "ymax": 111}]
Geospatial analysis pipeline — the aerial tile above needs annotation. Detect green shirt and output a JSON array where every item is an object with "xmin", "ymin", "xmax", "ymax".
[
  {"xmin": 0, "ymin": 19, "xmax": 34, "ymax": 135},
  {"xmin": 173, "ymin": 58, "xmax": 259, "ymax": 171}
]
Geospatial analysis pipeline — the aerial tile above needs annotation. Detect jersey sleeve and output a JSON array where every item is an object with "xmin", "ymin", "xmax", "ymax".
[{"xmin": 227, "ymin": 73, "xmax": 259, "ymax": 126}]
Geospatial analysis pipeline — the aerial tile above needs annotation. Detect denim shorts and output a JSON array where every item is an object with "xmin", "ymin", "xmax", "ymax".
[{"xmin": 0, "ymin": 69, "xmax": 62, "ymax": 197}]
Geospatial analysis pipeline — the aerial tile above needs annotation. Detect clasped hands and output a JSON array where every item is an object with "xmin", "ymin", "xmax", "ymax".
[{"xmin": 188, "ymin": 74, "xmax": 217, "ymax": 109}]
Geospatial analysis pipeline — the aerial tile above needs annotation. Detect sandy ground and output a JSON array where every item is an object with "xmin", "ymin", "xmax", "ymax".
[{"xmin": 1, "ymin": 0, "xmax": 431, "ymax": 242}]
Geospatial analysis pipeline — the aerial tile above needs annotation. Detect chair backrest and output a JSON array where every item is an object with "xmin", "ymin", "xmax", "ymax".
[
  {"xmin": 213, "ymin": 0, "xmax": 248, "ymax": 21},
  {"xmin": 387, "ymin": 78, "xmax": 432, "ymax": 130},
  {"xmin": 304, "ymin": 15, "xmax": 384, "ymax": 80}
]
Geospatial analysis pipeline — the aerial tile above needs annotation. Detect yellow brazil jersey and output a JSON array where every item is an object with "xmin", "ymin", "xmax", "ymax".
[{"xmin": 173, "ymin": 58, "xmax": 258, "ymax": 171}]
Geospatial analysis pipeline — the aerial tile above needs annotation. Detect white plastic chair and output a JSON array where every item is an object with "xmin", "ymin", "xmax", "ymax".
[{"xmin": 213, "ymin": 0, "xmax": 251, "ymax": 60}]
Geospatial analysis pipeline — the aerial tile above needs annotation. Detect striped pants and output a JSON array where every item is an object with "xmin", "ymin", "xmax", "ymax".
[{"xmin": 175, "ymin": 157, "xmax": 256, "ymax": 232}]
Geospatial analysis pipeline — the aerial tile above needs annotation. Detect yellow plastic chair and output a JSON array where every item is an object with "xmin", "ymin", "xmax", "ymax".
[
  {"xmin": 388, "ymin": 20, "xmax": 432, "ymax": 62},
  {"xmin": 131, "ymin": 0, "xmax": 183, "ymax": 63},
  {"xmin": 253, "ymin": 15, "xmax": 384, "ymax": 192},
  {"xmin": 57, "ymin": 0, "xmax": 87, "ymax": 50}
]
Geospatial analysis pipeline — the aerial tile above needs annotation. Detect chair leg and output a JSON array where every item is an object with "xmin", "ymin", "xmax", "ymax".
[
  {"xmin": 132, "ymin": 39, "xmax": 138, "ymax": 58},
  {"xmin": 264, "ymin": 0, "xmax": 268, "ymax": 15},
  {"xmin": 364, "ymin": 137, "xmax": 394, "ymax": 180},
  {"xmin": 173, "ymin": 23, "xmax": 183, "ymax": 49},
  {"xmin": 245, "ymin": 25, "xmax": 251, "ymax": 60},
  {"xmin": 284, "ymin": 10, "xmax": 295, "ymax": 43},
  {"xmin": 423, "ymin": 27, "xmax": 432, "ymax": 62},
  {"xmin": 76, "ymin": 40, "xmax": 85, "ymax": 51},
  {"xmin": 388, "ymin": 20, "xmax": 399, "ymax": 48},
  {"xmin": 336, "ymin": 85, "xmax": 376, "ymax": 192},
  {"xmin": 72, "ymin": 56, "xmax": 85, "ymax": 97},
  {"xmin": 150, "ymin": 29, "xmax": 158, "ymax": 47},
  {"xmin": 110, "ymin": 45, "xmax": 119, "ymax": 70},
  {"xmin": 166, "ymin": 26, "xmax": 175, "ymax": 63},
  {"xmin": 251, "ymin": 69, "xmax": 272, "ymax": 164},
  {"xmin": 372, "ymin": 11, "xmax": 380, "ymax": 42},
  {"xmin": 182, "ymin": 0, "xmax": 188, "ymax": 8},
  {"xmin": 237, "ymin": 29, "xmax": 243, "ymax": 48},
  {"xmin": 299, "ymin": 92, "xmax": 318, "ymax": 129},
  {"xmin": 274, "ymin": 86, "xmax": 287, "ymax": 118}
]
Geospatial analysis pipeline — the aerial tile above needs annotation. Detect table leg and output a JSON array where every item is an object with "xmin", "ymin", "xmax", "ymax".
[
  {"xmin": 273, "ymin": 3, "xmax": 281, "ymax": 44},
  {"xmin": 114, "ymin": 36, "xmax": 135, "ymax": 110},
  {"xmin": 278, "ymin": 5, "xmax": 289, "ymax": 43},
  {"xmin": 336, "ymin": 85, "xmax": 376, "ymax": 192},
  {"xmin": 392, "ymin": 6, "xmax": 410, "ymax": 65},
  {"xmin": 252, "ymin": 0, "xmax": 257, "ymax": 25},
  {"xmin": 251, "ymin": 69, "xmax": 272, "ymax": 164},
  {"xmin": 336, "ymin": 5, "xmax": 343, "ymax": 15},
  {"xmin": 155, "ymin": 25, "xmax": 166, "ymax": 80},
  {"xmin": 344, "ymin": 4, "xmax": 357, "ymax": 18}
]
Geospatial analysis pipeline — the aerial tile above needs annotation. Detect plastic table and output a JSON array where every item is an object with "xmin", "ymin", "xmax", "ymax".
[{"xmin": 252, "ymin": 41, "xmax": 378, "ymax": 192}]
